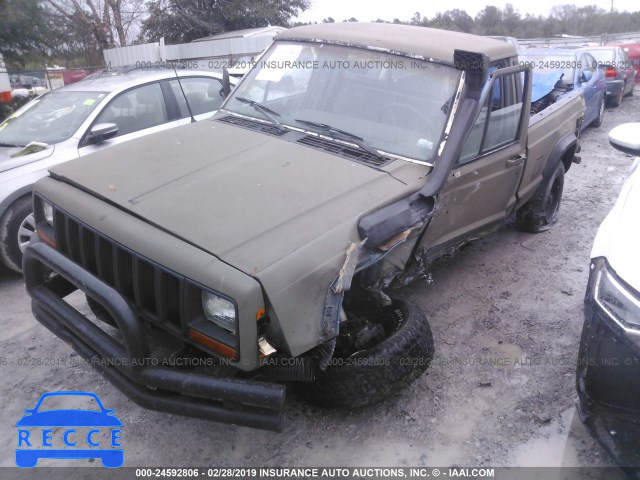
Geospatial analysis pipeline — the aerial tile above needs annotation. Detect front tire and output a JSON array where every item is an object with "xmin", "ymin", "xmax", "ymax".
[
  {"xmin": 0, "ymin": 196, "xmax": 35, "ymax": 273},
  {"xmin": 297, "ymin": 298, "xmax": 434, "ymax": 408},
  {"xmin": 516, "ymin": 162, "xmax": 564, "ymax": 233}
]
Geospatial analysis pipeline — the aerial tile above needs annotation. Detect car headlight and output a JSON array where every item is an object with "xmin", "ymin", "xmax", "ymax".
[
  {"xmin": 201, "ymin": 291, "xmax": 237, "ymax": 334},
  {"xmin": 593, "ymin": 259, "xmax": 640, "ymax": 331},
  {"xmin": 42, "ymin": 200, "xmax": 53, "ymax": 226}
]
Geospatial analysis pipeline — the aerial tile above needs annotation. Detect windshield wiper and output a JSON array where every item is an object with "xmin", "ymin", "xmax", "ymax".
[
  {"xmin": 234, "ymin": 97, "xmax": 287, "ymax": 133},
  {"xmin": 294, "ymin": 119, "xmax": 384, "ymax": 161},
  {"xmin": 0, "ymin": 142, "xmax": 22, "ymax": 148}
]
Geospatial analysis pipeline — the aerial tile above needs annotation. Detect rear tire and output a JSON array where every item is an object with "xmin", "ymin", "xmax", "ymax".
[
  {"xmin": 297, "ymin": 298, "xmax": 434, "ymax": 408},
  {"xmin": 591, "ymin": 96, "xmax": 605, "ymax": 128},
  {"xmin": 516, "ymin": 162, "xmax": 564, "ymax": 233},
  {"xmin": 0, "ymin": 196, "xmax": 34, "ymax": 273}
]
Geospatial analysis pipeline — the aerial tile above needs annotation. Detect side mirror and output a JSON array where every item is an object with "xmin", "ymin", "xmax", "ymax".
[
  {"xmin": 87, "ymin": 123, "xmax": 118, "ymax": 144},
  {"xmin": 609, "ymin": 123, "xmax": 640, "ymax": 156},
  {"xmin": 581, "ymin": 70, "xmax": 593, "ymax": 83}
]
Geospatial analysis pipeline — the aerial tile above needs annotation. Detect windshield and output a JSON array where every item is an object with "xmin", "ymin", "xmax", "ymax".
[
  {"xmin": 224, "ymin": 41, "xmax": 461, "ymax": 162},
  {"xmin": 0, "ymin": 91, "xmax": 106, "ymax": 147},
  {"xmin": 519, "ymin": 53, "xmax": 577, "ymax": 85}
]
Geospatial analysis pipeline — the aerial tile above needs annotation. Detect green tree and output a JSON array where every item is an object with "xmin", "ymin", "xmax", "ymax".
[
  {"xmin": 0, "ymin": 0, "xmax": 48, "ymax": 65},
  {"xmin": 141, "ymin": 0, "xmax": 309, "ymax": 44}
]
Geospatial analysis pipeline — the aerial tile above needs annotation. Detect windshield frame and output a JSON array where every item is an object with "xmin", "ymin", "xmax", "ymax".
[{"xmin": 221, "ymin": 40, "xmax": 464, "ymax": 167}]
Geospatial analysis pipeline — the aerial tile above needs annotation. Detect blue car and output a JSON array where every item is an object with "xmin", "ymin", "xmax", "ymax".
[
  {"xmin": 520, "ymin": 48, "xmax": 607, "ymax": 131},
  {"xmin": 15, "ymin": 391, "xmax": 123, "ymax": 468}
]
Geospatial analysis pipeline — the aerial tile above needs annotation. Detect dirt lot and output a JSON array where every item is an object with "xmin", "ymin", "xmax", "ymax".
[{"xmin": 0, "ymin": 88, "xmax": 638, "ymax": 474}]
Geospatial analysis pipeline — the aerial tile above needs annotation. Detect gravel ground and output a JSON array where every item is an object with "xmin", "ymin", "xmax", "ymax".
[{"xmin": 0, "ymin": 87, "xmax": 638, "ymax": 475}]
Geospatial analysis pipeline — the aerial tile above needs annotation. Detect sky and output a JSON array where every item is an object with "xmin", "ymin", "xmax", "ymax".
[{"xmin": 294, "ymin": 0, "xmax": 640, "ymax": 23}]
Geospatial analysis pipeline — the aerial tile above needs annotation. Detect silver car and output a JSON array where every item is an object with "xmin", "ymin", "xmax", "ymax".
[{"xmin": 0, "ymin": 67, "xmax": 236, "ymax": 272}]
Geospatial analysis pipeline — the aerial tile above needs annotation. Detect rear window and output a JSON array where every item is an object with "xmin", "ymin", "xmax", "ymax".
[{"xmin": 589, "ymin": 49, "xmax": 616, "ymax": 65}]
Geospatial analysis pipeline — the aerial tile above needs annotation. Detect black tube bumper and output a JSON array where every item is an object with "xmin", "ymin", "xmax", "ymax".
[
  {"xmin": 577, "ymin": 295, "xmax": 640, "ymax": 472},
  {"xmin": 23, "ymin": 240, "xmax": 286, "ymax": 432}
]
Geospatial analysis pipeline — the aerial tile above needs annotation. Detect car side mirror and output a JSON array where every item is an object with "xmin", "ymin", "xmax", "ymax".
[
  {"xmin": 609, "ymin": 123, "xmax": 640, "ymax": 156},
  {"xmin": 87, "ymin": 123, "xmax": 118, "ymax": 144},
  {"xmin": 581, "ymin": 70, "xmax": 593, "ymax": 83}
]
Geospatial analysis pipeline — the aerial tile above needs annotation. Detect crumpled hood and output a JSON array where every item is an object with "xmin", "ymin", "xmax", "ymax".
[
  {"xmin": 0, "ymin": 144, "xmax": 55, "ymax": 173},
  {"xmin": 592, "ymin": 158, "xmax": 640, "ymax": 291},
  {"xmin": 51, "ymin": 119, "xmax": 418, "ymax": 275}
]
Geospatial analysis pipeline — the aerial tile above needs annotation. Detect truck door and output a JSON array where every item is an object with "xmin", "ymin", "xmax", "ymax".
[{"xmin": 423, "ymin": 67, "xmax": 531, "ymax": 252}]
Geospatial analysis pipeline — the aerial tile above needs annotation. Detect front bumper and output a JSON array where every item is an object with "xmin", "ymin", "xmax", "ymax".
[
  {"xmin": 23, "ymin": 240, "xmax": 286, "ymax": 432},
  {"xmin": 577, "ymin": 290, "xmax": 640, "ymax": 468}
]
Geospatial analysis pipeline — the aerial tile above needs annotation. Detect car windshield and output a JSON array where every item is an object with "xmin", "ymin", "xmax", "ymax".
[
  {"xmin": 519, "ymin": 53, "xmax": 576, "ymax": 85},
  {"xmin": 224, "ymin": 41, "xmax": 461, "ymax": 162},
  {"xmin": 0, "ymin": 90, "xmax": 106, "ymax": 147}
]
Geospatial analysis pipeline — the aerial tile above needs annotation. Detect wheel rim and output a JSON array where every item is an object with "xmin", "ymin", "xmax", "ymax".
[
  {"xmin": 18, "ymin": 213, "xmax": 36, "ymax": 253},
  {"xmin": 544, "ymin": 177, "xmax": 562, "ymax": 222}
]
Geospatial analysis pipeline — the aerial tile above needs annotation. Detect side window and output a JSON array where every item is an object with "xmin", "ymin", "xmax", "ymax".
[
  {"xmin": 95, "ymin": 83, "xmax": 168, "ymax": 137},
  {"xmin": 169, "ymin": 77, "xmax": 224, "ymax": 117},
  {"xmin": 459, "ymin": 71, "xmax": 524, "ymax": 164}
]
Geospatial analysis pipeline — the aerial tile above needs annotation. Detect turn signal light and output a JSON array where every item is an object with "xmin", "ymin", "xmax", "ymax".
[{"xmin": 189, "ymin": 328, "xmax": 237, "ymax": 359}]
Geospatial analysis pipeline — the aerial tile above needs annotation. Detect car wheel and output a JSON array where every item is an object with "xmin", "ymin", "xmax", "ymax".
[
  {"xmin": 296, "ymin": 297, "xmax": 434, "ymax": 408},
  {"xmin": 516, "ymin": 162, "xmax": 564, "ymax": 233},
  {"xmin": 591, "ymin": 96, "xmax": 605, "ymax": 128},
  {"xmin": 0, "ymin": 196, "xmax": 35, "ymax": 273}
]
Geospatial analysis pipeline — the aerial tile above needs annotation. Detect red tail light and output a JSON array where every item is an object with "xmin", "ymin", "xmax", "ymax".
[{"xmin": 605, "ymin": 67, "xmax": 618, "ymax": 78}]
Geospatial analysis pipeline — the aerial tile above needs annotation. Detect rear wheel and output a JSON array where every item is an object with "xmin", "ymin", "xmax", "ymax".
[
  {"xmin": 0, "ymin": 196, "xmax": 34, "ymax": 273},
  {"xmin": 516, "ymin": 162, "xmax": 564, "ymax": 233},
  {"xmin": 297, "ymin": 297, "xmax": 434, "ymax": 408},
  {"xmin": 591, "ymin": 96, "xmax": 605, "ymax": 128}
]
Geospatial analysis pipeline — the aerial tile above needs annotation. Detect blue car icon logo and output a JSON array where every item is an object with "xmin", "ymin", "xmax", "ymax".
[{"xmin": 16, "ymin": 391, "xmax": 123, "ymax": 468}]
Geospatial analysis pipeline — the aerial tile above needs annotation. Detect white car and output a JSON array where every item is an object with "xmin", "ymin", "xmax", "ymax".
[
  {"xmin": 576, "ymin": 122, "xmax": 640, "ymax": 470},
  {"xmin": 0, "ymin": 67, "xmax": 236, "ymax": 272}
]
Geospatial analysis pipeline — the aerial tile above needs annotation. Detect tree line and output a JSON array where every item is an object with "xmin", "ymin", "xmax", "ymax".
[{"xmin": 1, "ymin": 0, "xmax": 639, "ymax": 69}]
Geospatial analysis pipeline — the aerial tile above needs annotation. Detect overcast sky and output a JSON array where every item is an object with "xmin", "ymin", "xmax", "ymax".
[{"xmin": 294, "ymin": 0, "xmax": 640, "ymax": 23}]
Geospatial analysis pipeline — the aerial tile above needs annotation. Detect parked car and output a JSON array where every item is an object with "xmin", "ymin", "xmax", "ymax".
[
  {"xmin": 577, "ymin": 123, "xmax": 640, "ymax": 473},
  {"xmin": 519, "ymin": 48, "xmax": 606, "ymax": 130},
  {"xmin": 0, "ymin": 67, "xmax": 237, "ymax": 272},
  {"xmin": 582, "ymin": 46, "xmax": 636, "ymax": 107},
  {"xmin": 23, "ymin": 23, "xmax": 585, "ymax": 431},
  {"xmin": 609, "ymin": 42, "xmax": 640, "ymax": 85}
]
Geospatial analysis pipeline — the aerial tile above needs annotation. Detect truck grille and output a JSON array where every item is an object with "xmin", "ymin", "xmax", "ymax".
[{"xmin": 54, "ymin": 209, "xmax": 184, "ymax": 332}]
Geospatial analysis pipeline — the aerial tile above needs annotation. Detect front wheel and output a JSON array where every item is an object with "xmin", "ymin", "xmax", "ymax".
[
  {"xmin": 0, "ymin": 196, "xmax": 35, "ymax": 273},
  {"xmin": 516, "ymin": 162, "xmax": 564, "ymax": 233},
  {"xmin": 297, "ymin": 298, "xmax": 434, "ymax": 408}
]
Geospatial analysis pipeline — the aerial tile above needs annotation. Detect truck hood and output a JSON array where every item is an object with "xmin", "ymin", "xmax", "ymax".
[
  {"xmin": 50, "ymin": 119, "xmax": 419, "ymax": 275},
  {"xmin": 591, "ymin": 158, "xmax": 640, "ymax": 291},
  {"xmin": 0, "ymin": 143, "xmax": 55, "ymax": 173}
]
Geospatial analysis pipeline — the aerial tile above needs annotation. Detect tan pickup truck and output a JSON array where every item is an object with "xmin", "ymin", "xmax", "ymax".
[{"xmin": 23, "ymin": 23, "xmax": 585, "ymax": 432}]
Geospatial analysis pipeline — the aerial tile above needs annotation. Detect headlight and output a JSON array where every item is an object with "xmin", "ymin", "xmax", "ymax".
[
  {"xmin": 42, "ymin": 201, "xmax": 53, "ymax": 225},
  {"xmin": 593, "ymin": 259, "xmax": 640, "ymax": 331},
  {"xmin": 201, "ymin": 291, "xmax": 237, "ymax": 334}
]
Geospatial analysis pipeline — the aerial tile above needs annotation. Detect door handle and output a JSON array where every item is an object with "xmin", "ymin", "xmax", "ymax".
[{"xmin": 506, "ymin": 154, "xmax": 526, "ymax": 166}]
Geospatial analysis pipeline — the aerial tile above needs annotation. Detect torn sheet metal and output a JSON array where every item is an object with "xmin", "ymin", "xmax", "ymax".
[
  {"xmin": 531, "ymin": 71, "xmax": 564, "ymax": 103},
  {"xmin": 333, "ymin": 239, "xmax": 366, "ymax": 294}
]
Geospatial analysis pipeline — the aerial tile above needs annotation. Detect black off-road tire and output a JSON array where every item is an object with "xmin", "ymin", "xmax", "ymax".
[
  {"xmin": 86, "ymin": 295, "xmax": 118, "ymax": 327},
  {"xmin": 0, "ymin": 196, "xmax": 34, "ymax": 273},
  {"xmin": 297, "ymin": 298, "xmax": 434, "ymax": 409},
  {"xmin": 516, "ymin": 162, "xmax": 564, "ymax": 233}
]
